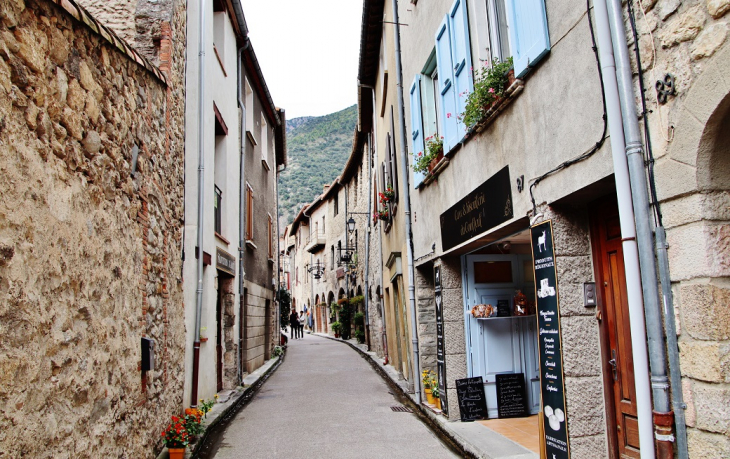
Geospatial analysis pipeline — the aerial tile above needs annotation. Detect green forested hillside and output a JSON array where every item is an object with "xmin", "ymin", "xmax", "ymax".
[{"xmin": 279, "ymin": 105, "xmax": 357, "ymax": 226}]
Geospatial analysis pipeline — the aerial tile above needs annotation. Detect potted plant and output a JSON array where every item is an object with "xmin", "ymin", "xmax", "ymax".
[
  {"xmin": 374, "ymin": 207, "xmax": 391, "ymax": 224},
  {"xmin": 412, "ymin": 135, "xmax": 444, "ymax": 175},
  {"xmin": 422, "ymin": 370, "xmax": 437, "ymax": 405},
  {"xmin": 161, "ymin": 415, "xmax": 189, "ymax": 459},
  {"xmin": 183, "ymin": 407, "xmax": 204, "ymax": 443},
  {"xmin": 379, "ymin": 185, "xmax": 395, "ymax": 204},
  {"xmin": 461, "ymin": 57, "xmax": 514, "ymax": 129},
  {"xmin": 432, "ymin": 385, "xmax": 441, "ymax": 410},
  {"xmin": 331, "ymin": 321, "xmax": 342, "ymax": 338}
]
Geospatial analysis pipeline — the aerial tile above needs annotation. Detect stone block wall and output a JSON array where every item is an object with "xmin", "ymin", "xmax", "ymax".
[
  {"xmin": 542, "ymin": 205, "xmax": 607, "ymax": 458},
  {"xmin": 629, "ymin": 1, "xmax": 730, "ymax": 455},
  {"xmin": 437, "ymin": 257, "xmax": 466, "ymax": 420},
  {"xmin": 0, "ymin": 0, "xmax": 186, "ymax": 456},
  {"xmin": 243, "ymin": 282, "xmax": 275, "ymax": 374}
]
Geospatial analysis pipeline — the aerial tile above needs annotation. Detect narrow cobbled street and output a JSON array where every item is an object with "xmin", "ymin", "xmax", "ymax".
[{"xmin": 210, "ymin": 334, "xmax": 458, "ymax": 459}]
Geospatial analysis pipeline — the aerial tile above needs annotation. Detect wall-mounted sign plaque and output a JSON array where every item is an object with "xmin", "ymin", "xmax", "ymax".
[
  {"xmin": 531, "ymin": 220, "xmax": 570, "ymax": 458},
  {"xmin": 434, "ymin": 266, "xmax": 448, "ymax": 417},
  {"xmin": 439, "ymin": 166, "xmax": 513, "ymax": 251},
  {"xmin": 216, "ymin": 248, "xmax": 236, "ymax": 276}
]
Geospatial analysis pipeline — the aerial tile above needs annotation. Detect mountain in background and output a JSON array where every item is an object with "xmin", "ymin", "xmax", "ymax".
[{"xmin": 279, "ymin": 104, "xmax": 357, "ymax": 227}]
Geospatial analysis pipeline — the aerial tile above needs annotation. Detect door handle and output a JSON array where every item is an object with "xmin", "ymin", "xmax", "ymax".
[{"xmin": 609, "ymin": 349, "xmax": 618, "ymax": 381}]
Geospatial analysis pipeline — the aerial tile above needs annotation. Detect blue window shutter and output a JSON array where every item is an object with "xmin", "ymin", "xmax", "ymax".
[
  {"xmin": 435, "ymin": 15, "xmax": 458, "ymax": 153},
  {"xmin": 409, "ymin": 76, "xmax": 425, "ymax": 187},
  {"xmin": 505, "ymin": 0, "xmax": 550, "ymax": 78},
  {"xmin": 449, "ymin": 0, "xmax": 473, "ymax": 141}
]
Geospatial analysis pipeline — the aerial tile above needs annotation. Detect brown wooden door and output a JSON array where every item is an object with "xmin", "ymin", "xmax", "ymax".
[{"xmin": 591, "ymin": 199, "xmax": 640, "ymax": 458}]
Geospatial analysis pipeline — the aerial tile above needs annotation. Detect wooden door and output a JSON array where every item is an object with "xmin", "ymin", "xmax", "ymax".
[
  {"xmin": 216, "ymin": 289, "xmax": 223, "ymax": 392},
  {"xmin": 591, "ymin": 200, "xmax": 640, "ymax": 458}
]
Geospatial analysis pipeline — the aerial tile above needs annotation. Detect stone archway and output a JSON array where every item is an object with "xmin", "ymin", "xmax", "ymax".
[{"xmin": 658, "ymin": 41, "xmax": 730, "ymax": 456}]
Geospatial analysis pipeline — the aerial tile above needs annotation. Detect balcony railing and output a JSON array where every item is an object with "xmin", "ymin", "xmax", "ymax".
[{"xmin": 305, "ymin": 231, "xmax": 326, "ymax": 253}]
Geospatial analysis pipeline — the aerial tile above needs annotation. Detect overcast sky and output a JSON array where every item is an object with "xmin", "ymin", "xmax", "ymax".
[{"xmin": 240, "ymin": 0, "xmax": 364, "ymax": 120}]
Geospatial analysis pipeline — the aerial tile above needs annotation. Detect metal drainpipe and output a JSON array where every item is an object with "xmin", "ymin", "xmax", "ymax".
[
  {"xmin": 191, "ymin": 0, "xmax": 207, "ymax": 409},
  {"xmin": 593, "ymin": 2, "xmax": 655, "ymax": 456},
  {"xmin": 364, "ymin": 133, "xmax": 372, "ymax": 350},
  {"xmin": 391, "ymin": 0, "xmax": 421, "ymax": 404},
  {"xmin": 236, "ymin": 39, "xmax": 250, "ymax": 386},
  {"xmin": 605, "ymin": 0, "xmax": 673, "ymax": 456}
]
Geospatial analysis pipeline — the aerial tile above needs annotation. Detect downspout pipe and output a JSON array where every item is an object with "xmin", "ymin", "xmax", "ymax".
[
  {"xmin": 236, "ymin": 38, "xmax": 251, "ymax": 385},
  {"xmin": 593, "ymin": 2, "xmax": 654, "ymax": 456},
  {"xmin": 391, "ymin": 0, "xmax": 421, "ymax": 404},
  {"xmin": 364, "ymin": 132, "xmax": 372, "ymax": 350},
  {"xmin": 605, "ymin": 0, "xmax": 673, "ymax": 455},
  {"xmin": 191, "ymin": 0, "xmax": 208, "ymax": 408}
]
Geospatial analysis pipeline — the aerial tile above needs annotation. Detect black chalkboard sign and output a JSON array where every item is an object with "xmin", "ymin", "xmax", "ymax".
[
  {"xmin": 455, "ymin": 377, "xmax": 488, "ymax": 422},
  {"xmin": 495, "ymin": 373, "xmax": 528, "ymax": 418},
  {"xmin": 496, "ymin": 299, "xmax": 511, "ymax": 317}
]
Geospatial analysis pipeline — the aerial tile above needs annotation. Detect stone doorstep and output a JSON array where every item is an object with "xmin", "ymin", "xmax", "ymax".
[
  {"xmin": 155, "ymin": 354, "xmax": 282, "ymax": 459},
  {"xmin": 318, "ymin": 333, "xmax": 537, "ymax": 459}
]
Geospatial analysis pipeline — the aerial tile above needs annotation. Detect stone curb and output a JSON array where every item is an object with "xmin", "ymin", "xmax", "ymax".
[
  {"xmin": 156, "ymin": 353, "xmax": 284, "ymax": 459},
  {"xmin": 314, "ymin": 333, "xmax": 536, "ymax": 459}
]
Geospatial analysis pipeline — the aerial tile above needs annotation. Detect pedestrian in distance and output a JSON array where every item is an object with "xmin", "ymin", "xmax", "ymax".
[
  {"xmin": 289, "ymin": 308, "xmax": 299, "ymax": 340},
  {"xmin": 298, "ymin": 311, "xmax": 306, "ymax": 337}
]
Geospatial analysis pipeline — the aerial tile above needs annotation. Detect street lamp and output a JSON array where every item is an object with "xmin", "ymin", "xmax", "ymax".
[
  {"xmin": 347, "ymin": 216, "xmax": 356, "ymax": 234},
  {"xmin": 306, "ymin": 261, "xmax": 325, "ymax": 280}
]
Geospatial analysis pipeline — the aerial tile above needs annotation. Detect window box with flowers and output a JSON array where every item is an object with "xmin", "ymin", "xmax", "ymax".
[
  {"xmin": 373, "ymin": 207, "xmax": 391, "ymax": 225},
  {"xmin": 461, "ymin": 57, "xmax": 522, "ymax": 133},
  {"xmin": 413, "ymin": 135, "xmax": 444, "ymax": 176}
]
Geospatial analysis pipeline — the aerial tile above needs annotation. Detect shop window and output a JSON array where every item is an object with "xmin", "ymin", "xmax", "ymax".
[{"xmin": 474, "ymin": 260, "xmax": 513, "ymax": 283}]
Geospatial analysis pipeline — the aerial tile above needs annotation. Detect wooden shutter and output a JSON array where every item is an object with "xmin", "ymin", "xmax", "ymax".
[
  {"xmin": 435, "ymin": 15, "xmax": 459, "ymax": 153},
  {"xmin": 246, "ymin": 185, "xmax": 253, "ymax": 240},
  {"xmin": 389, "ymin": 107, "xmax": 399, "ymax": 201},
  {"xmin": 410, "ymin": 75, "xmax": 426, "ymax": 187},
  {"xmin": 505, "ymin": 0, "xmax": 550, "ymax": 78},
  {"xmin": 449, "ymin": 0, "xmax": 473, "ymax": 141}
]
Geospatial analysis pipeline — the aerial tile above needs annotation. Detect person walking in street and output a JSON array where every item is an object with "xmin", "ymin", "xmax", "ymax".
[
  {"xmin": 289, "ymin": 308, "xmax": 299, "ymax": 340},
  {"xmin": 298, "ymin": 311, "xmax": 306, "ymax": 337}
]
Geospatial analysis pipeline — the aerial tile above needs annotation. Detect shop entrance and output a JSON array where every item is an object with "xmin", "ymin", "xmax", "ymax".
[
  {"xmin": 464, "ymin": 246, "xmax": 540, "ymax": 419},
  {"xmin": 590, "ymin": 199, "xmax": 640, "ymax": 458}
]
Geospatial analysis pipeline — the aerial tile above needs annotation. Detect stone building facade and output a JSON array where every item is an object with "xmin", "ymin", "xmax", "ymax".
[
  {"xmin": 342, "ymin": 0, "xmax": 730, "ymax": 457},
  {"xmin": 0, "ymin": 0, "xmax": 187, "ymax": 456}
]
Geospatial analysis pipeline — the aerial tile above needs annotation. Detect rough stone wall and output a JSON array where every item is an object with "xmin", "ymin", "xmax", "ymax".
[
  {"xmin": 243, "ymin": 282, "xmax": 274, "ymax": 373},
  {"xmin": 438, "ymin": 257, "xmax": 467, "ymax": 420},
  {"xmin": 73, "ymin": 0, "xmax": 137, "ymax": 45},
  {"xmin": 0, "ymin": 0, "xmax": 186, "ymax": 457},
  {"xmin": 542, "ymin": 205, "xmax": 607, "ymax": 458},
  {"xmin": 630, "ymin": 1, "xmax": 730, "ymax": 455},
  {"xmin": 414, "ymin": 267, "xmax": 437, "ymax": 379}
]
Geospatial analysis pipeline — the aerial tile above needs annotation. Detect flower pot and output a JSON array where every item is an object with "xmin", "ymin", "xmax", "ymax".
[
  {"xmin": 435, "ymin": 397, "xmax": 441, "ymax": 410},
  {"xmin": 427, "ymin": 149, "xmax": 444, "ymax": 174},
  {"xmin": 425, "ymin": 388, "xmax": 436, "ymax": 405},
  {"xmin": 334, "ymin": 333, "xmax": 340, "ymax": 338},
  {"xmin": 168, "ymin": 447, "xmax": 185, "ymax": 459}
]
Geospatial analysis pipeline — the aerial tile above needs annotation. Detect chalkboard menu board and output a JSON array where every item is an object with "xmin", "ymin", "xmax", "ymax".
[
  {"xmin": 455, "ymin": 377, "xmax": 488, "ymax": 422},
  {"xmin": 496, "ymin": 299, "xmax": 511, "ymax": 317},
  {"xmin": 495, "ymin": 373, "xmax": 528, "ymax": 418},
  {"xmin": 531, "ymin": 220, "xmax": 570, "ymax": 458}
]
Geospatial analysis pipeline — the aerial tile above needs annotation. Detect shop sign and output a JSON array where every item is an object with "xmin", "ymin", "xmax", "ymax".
[
  {"xmin": 530, "ymin": 220, "xmax": 569, "ymax": 458},
  {"xmin": 216, "ymin": 248, "xmax": 236, "ymax": 276},
  {"xmin": 439, "ymin": 166, "xmax": 513, "ymax": 252},
  {"xmin": 434, "ymin": 266, "xmax": 448, "ymax": 417},
  {"xmin": 455, "ymin": 376, "xmax": 488, "ymax": 421}
]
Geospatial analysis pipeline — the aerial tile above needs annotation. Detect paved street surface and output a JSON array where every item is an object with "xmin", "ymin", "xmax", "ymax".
[{"xmin": 212, "ymin": 333, "xmax": 458, "ymax": 458}]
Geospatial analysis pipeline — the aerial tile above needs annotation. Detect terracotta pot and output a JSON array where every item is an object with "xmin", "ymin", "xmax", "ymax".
[
  {"xmin": 168, "ymin": 447, "xmax": 185, "ymax": 459},
  {"xmin": 425, "ymin": 388, "xmax": 436, "ymax": 405}
]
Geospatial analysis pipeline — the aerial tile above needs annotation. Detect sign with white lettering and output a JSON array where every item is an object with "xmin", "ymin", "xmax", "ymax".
[
  {"xmin": 455, "ymin": 376, "xmax": 488, "ymax": 422},
  {"xmin": 216, "ymin": 248, "xmax": 236, "ymax": 276},
  {"xmin": 434, "ymin": 266, "xmax": 448, "ymax": 416},
  {"xmin": 530, "ymin": 220, "xmax": 569, "ymax": 458},
  {"xmin": 439, "ymin": 166, "xmax": 513, "ymax": 251}
]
